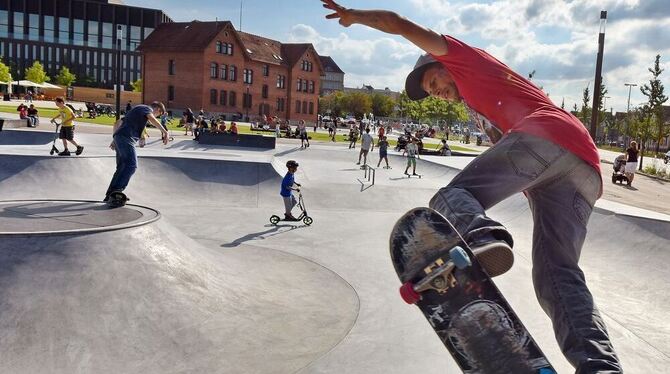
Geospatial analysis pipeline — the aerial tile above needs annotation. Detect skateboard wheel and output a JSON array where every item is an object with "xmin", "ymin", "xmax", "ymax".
[
  {"xmin": 399, "ymin": 282, "xmax": 421, "ymax": 304},
  {"xmin": 270, "ymin": 215, "xmax": 280, "ymax": 225},
  {"xmin": 450, "ymin": 246, "xmax": 472, "ymax": 269},
  {"xmin": 303, "ymin": 216, "xmax": 313, "ymax": 226}
]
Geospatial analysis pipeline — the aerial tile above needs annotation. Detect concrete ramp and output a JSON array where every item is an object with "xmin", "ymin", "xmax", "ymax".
[{"xmin": 0, "ymin": 201, "xmax": 358, "ymax": 374}]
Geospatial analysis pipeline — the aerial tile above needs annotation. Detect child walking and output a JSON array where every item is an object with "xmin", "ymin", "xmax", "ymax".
[{"xmin": 377, "ymin": 135, "xmax": 390, "ymax": 168}]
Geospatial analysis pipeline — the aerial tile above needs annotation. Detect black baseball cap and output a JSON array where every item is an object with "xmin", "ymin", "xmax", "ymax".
[{"xmin": 405, "ymin": 54, "xmax": 441, "ymax": 101}]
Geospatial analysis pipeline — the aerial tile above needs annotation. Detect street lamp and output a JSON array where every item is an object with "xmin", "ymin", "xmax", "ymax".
[
  {"xmin": 115, "ymin": 25, "xmax": 123, "ymax": 121},
  {"xmin": 589, "ymin": 10, "xmax": 607, "ymax": 142}
]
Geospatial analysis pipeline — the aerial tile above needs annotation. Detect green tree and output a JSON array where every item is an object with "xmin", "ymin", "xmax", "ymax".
[
  {"xmin": 0, "ymin": 59, "xmax": 11, "ymax": 84},
  {"xmin": 319, "ymin": 91, "xmax": 346, "ymax": 118},
  {"xmin": 370, "ymin": 93, "xmax": 395, "ymax": 117},
  {"xmin": 580, "ymin": 86, "xmax": 591, "ymax": 127},
  {"xmin": 76, "ymin": 74, "xmax": 97, "ymax": 88},
  {"xmin": 24, "ymin": 61, "xmax": 50, "ymax": 83},
  {"xmin": 640, "ymin": 54, "xmax": 668, "ymax": 156},
  {"xmin": 55, "ymin": 66, "xmax": 76, "ymax": 86},
  {"xmin": 342, "ymin": 92, "xmax": 372, "ymax": 119},
  {"xmin": 131, "ymin": 78, "xmax": 143, "ymax": 92}
]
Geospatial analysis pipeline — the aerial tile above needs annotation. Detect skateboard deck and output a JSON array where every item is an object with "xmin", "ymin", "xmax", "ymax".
[
  {"xmin": 107, "ymin": 191, "xmax": 129, "ymax": 208},
  {"xmin": 390, "ymin": 207, "xmax": 555, "ymax": 374}
]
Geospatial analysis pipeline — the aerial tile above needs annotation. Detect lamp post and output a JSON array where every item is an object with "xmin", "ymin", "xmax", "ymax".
[
  {"xmin": 589, "ymin": 10, "xmax": 607, "ymax": 142},
  {"xmin": 624, "ymin": 83, "xmax": 637, "ymax": 147},
  {"xmin": 115, "ymin": 25, "xmax": 123, "ymax": 121}
]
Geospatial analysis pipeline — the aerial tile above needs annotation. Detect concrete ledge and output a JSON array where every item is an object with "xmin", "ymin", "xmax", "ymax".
[
  {"xmin": 0, "ymin": 118, "xmax": 29, "ymax": 131},
  {"xmin": 197, "ymin": 132, "xmax": 276, "ymax": 149}
]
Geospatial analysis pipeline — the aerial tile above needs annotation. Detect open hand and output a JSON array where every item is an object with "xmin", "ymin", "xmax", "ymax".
[
  {"xmin": 109, "ymin": 140, "xmax": 116, "ymax": 151},
  {"xmin": 162, "ymin": 132, "xmax": 169, "ymax": 145},
  {"xmin": 322, "ymin": 0, "xmax": 355, "ymax": 27}
]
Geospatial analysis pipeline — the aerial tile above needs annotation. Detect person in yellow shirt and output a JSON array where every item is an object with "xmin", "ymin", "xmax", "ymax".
[{"xmin": 51, "ymin": 97, "xmax": 83, "ymax": 156}]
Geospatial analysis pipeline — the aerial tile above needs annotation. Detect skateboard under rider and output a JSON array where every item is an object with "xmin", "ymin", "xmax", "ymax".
[
  {"xmin": 107, "ymin": 191, "xmax": 129, "ymax": 208},
  {"xmin": 390, "ymin": 207, "xmax": 555, "ymax": 374}
]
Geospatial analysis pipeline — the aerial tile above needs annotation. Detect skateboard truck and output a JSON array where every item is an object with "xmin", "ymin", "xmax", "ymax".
[{"xmin": 400, "ymin": 246, "xmax": 471, "ymax": 304}]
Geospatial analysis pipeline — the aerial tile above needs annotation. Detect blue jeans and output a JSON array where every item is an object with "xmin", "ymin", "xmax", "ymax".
[
  {"xmin": 105, "ymin": 134, "xmax": 137, "ymax": 197},
  {"xmin": 429, "ymin": 132, "xmax": 622, "ymax": 373}
]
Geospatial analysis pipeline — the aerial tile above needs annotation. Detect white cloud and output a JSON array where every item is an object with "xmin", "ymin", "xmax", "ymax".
[{"xmin": 288, "ymin": 24, "xmax": 421, "ymax": 90}]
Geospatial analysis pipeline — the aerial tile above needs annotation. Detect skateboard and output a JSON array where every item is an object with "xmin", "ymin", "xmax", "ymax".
[
  {"xmin": 405, "ymin": 173, "xmax": 422, "ymax": 178},
  {"xmin": 107, "ymin": 191, "xmax": 129, "ymax": 208},
  {"xmin": 390, "ymin": 207, "xmax": 555, "ymax": 374}
]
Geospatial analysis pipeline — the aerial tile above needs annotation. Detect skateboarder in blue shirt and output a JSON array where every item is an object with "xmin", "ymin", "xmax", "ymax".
[
  {"xmin": 104, "ymin": 102, "xmax": 169, "ymax": 202},
  {"xmin": 281, "ymin": 160, "xmax": 302, "ymax": 221}
]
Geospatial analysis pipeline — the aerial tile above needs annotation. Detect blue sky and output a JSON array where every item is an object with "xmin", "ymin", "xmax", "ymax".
[{"xmin": 124, "ymin": 0, "xmax": 670, "ymax": 113}]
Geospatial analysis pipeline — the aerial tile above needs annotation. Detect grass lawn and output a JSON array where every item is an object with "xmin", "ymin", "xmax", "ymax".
[{"xmin": 0, "ymin": 104, "xmax": 117, "ymax": 126}]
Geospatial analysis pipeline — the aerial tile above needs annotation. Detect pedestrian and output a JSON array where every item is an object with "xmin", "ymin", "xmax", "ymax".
[
  {"xmin": 51, "ymin": 97, "xmax": 84, "ymax": 156},
  {"xmin": 104, "ymin": 102, "xmax": 169, "ymax": 202},
  {"xmin": 298, "ymin": 120, "xmax": 310, "ymax": 148},
  {"xmin": 323, "ymin": 1, "xmax": 621, "ymax": 372},
  {"xmin": 27, "ymin": 104, "xmax": 39, "ymax": 127},
  {"xmin": 624, "ymin": 141, "xmax": 639, "ymax": 186},
  {"xmin": 281, "ymin": 160, "xmax": 302, "ymax": 221},
  {"xmin": 377, "ymin": 135, "xmax": 390, "ymax": 169},
  {"xmin": 125, "ymin": 100, "xmax": 132, "ymax": 113},
  {"xmin": 348, "ymin": 125, "xmax": 359, "ymax": 149},
  {"xmin": 378, "ymin": 124, "xmax": 385, "ymax": 139},
  {"xmin": 403, "ymin": 137, "xmax": 420, "ymax": 176},
  {"xmin": 357, "ymin": 127, "xmax": 374, "ymax": 166},
  {"xmin": 183, "ymin": 108, "xmax": 194, "ymax": 136}
]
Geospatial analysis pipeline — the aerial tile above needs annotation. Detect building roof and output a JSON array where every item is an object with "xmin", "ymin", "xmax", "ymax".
[
  {"xmin": 138, "ymin": 21, "xmax": 231, "ymax": 52},
  {"xmin": 139, "ymin": 21, "xmax": 325, "ymax": 74},
  {"xmin": 319, "ymin": 56, "xmax": 344, "ymax": 74},
  {"xmin": 237, "ymin": 32, "xmax": 284, "ymax": 66}
]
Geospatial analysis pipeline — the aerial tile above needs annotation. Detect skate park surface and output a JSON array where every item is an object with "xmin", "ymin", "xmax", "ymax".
[{"xmin": 0, "ymin": 128, "xmax": 669, "ymax": 373}]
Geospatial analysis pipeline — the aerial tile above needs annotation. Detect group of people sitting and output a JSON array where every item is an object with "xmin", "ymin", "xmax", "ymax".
[
  {"xmin": 16, "ymin": 103, "xmax": 39, "ymax": 127},
  {"xmin": 180, "ymin": 108, "xmax": 239, "ymax": 140}
]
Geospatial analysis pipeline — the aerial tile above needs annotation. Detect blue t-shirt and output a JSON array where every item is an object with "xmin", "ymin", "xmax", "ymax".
[
  {"xmin": 280, "ymin": 172, "xmax": 295, "ymax": 197},
  {"xmin": 115, "ymin": 105, "xmax": 153, "ymax": 139}
]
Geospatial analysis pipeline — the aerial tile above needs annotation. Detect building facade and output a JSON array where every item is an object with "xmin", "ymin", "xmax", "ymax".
[
  {"xmin": 319, "ymin": 55, "xmax": 344, "ymax": 96},
  {"xmin": 0, "ymin": 0, "xmax": 171, "ymax": 89},
  {"xmin": 140, "ymin": 21, "xmax": 323, "ymax": 124}
]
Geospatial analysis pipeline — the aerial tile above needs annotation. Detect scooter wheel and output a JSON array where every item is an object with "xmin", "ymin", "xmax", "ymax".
[
  {"xmin": 270, "ymin": 215, "xmax": 280, "ymax": 225},
  {"xmin": 49, "ymin": 150, "xmax": 55, "ymax": 155},
  {"xmin": 303, "ymin": 216, "xmax": 313, "ymax": 226},
  {"xmin": 450, "ymin": 246, "xmax": 472, "ymax": 269},
  {"xmin": 399, "ymin": 282, "xmax": 421, "ymax": 304}
]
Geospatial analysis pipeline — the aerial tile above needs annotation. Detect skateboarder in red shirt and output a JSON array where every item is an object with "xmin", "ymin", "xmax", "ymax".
[{"xmin": 323, "ymin": 1, "xmax": 621, "ymax": 372}]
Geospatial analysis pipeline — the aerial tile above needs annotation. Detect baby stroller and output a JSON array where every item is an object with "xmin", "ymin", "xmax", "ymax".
[
  {"xmin": 395, "ymin": 133, "xmax": 410, "ymax": 151},
  {"xmin": 612, "ymin": 154, "xmax": 629, "ymax": 184}
]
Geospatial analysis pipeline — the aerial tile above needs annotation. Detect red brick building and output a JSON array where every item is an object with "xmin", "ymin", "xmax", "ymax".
[{"xmin": 138, "ymin": 21, "xmax": 324, "ymax": 124}]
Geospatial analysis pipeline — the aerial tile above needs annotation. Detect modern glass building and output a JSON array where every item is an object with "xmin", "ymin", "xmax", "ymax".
[{"xmin": 0, "ymin": 0, "xmax": 171, "ymax": 88}]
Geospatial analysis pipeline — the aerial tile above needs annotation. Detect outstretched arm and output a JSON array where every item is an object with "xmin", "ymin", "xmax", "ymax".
[{"xmin": 322, "ymin": 0, "xmax": 448, "ymax": 56}]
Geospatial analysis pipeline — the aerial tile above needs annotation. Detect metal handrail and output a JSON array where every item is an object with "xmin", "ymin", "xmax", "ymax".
[{"xmin": 363, "ymin": 165, "xmax": 376, "ymax": 186}]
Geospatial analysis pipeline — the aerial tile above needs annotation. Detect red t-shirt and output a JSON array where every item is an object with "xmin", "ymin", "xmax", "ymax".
[{"xmin": 432, "ymin": 35, "xmax": 600, "ymax": 173}]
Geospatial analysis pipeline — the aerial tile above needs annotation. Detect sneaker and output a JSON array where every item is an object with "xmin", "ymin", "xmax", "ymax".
[
  {"xmin": 75, "ymin": 145, "xmax": 84, "ymax": 155},
  {"xmin": 58, "ymin": 150, "xmax": 71, "ymax": 156},
  {"xmin": 356, "ymin": 162, "xmax": 361, "ymax": 165},
  {"xmin": 470, "ymin": 240, "xmax": 514, "ymax": 277},
  {"xmin": 284, "ymin": 214, "xmax": 299, "ymax": 222}
]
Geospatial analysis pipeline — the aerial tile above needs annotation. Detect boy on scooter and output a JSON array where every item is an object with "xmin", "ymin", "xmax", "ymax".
[{"xmin": 281, "ymin": 160, "xmax": 302, "ymax": 221}]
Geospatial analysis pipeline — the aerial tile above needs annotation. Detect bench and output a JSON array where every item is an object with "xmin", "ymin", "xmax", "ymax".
[{"xmin": 197, "ymin": 132, "xmax": 276, "ymax": 149}]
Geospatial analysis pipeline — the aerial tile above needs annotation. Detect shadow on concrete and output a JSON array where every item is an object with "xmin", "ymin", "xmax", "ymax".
[{"xmin": 221, "ymin": 223, "xmax": 308, "ymax": 248}]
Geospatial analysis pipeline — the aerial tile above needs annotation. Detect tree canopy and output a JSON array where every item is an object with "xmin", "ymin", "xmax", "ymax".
[
  {"xmin": 55, "ymin": 66, "xmax": 76, "ymax": 86},
  {"xmin": 25, "ymin": 61, "xmax": 50, "ymax": 83}
]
